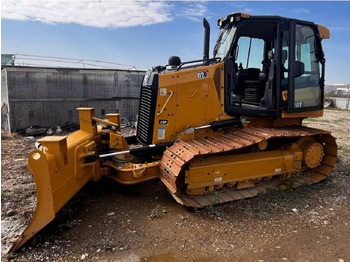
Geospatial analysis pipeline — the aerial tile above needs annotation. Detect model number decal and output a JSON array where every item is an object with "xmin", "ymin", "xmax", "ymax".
[
  {"xmin": 214, "ymin": 177, "xmax": 222, "ymax": 182},
  {"xmin": 159, "ymin": 120, "xmax": 168, "ymax": 125},
  {"xmin": 197, "ymin": 71, "xmax": 207, "ymax": 79}
]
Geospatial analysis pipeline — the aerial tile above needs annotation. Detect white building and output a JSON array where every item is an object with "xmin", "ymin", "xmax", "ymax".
[{"xmin": 333, "ymin": 83, "xmax": 350, "ymax": 95}]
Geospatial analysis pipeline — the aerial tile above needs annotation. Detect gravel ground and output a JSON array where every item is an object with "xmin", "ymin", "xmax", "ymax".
[{"xmin": 1, "ymin": 109, "xmax": 350, "ymax": 262}]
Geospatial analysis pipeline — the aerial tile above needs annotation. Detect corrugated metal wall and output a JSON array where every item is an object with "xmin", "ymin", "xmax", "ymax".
[{"xmin": 1, "ymin": 67, "xmax": 145, "ymax": 131}]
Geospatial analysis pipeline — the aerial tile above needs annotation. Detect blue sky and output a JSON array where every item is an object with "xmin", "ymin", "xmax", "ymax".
[{"xmin": 2, "ymin": 1, "xmax": 350, "ymax": 84}]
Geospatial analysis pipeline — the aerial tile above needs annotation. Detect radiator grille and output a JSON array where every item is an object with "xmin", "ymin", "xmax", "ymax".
[{"xmin": 136, "ymin": 74, "xmax": 158, "ymax": 145}]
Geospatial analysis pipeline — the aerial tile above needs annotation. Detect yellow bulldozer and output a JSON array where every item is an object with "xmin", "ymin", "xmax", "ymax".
[{"xmin": 10, "ymin": 12, "xmax": 337, "ymax": 252}]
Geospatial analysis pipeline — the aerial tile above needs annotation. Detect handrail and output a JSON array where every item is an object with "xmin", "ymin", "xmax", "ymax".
[
  {"xmin": 157, "ymin": 91, "xmax": 174, "ymax": 116},
  {"xmin": 176, "ymin": 57, "xmax": 221, "ymax": 71}
]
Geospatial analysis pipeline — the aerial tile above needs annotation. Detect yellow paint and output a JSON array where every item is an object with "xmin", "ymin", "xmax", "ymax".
[
  {"xmin": 282, "ymin": 90, "xmax": 288, "ymax": 101},
  {"xmin": 318, "ymin": 25, "xmax": 330, "ymax": 39},
  {"xmin": 152, "ymin": 62, "xmax": 233, "ymax": 144},
  {"xmin": 282, "ymin": 110, "xmax": 323, "ymax": 118},
  {"xmin": 185, "ymin": 144, "xmax": 303, "ymax": 195},
  {"xmin": 107, "ymin": 161, "xmax": 160, "ymax": 185},
  {"xmin": 10, "ymin": 108, "xmax": 107, "ymax": 252}
]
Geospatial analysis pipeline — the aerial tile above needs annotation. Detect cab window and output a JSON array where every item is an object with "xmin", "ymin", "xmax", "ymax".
[
  {"xmin": 293, "ymin": 24, "xmax": 322, "ymax": 108},
  {"xmin": 236, "ymin": 37, "xmax": 264, "ymax": 70}
]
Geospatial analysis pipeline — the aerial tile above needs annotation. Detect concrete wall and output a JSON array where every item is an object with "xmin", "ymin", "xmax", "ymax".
[
  {"xmin": 328, "ymin": 97, "xmax": 350, "ymax": 110},
  {"xmin": 1, "ymin": 66, "xmax": 145, "ymax": 131}
]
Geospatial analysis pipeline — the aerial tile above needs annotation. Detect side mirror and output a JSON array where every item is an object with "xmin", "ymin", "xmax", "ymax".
[{"xmin": 294, "ymin": 61, "xmax": 305, "ymax": 77}]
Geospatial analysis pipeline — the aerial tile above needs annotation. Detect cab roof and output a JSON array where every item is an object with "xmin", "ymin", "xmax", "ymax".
[{"xmin": 217, "ymin": 12, "xmax": 330, "ymax": 39}]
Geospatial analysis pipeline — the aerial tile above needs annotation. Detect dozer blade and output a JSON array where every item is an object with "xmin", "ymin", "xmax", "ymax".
[
  {"xmin": 9, "ymin": 149, "xmax": 56, "ymax": 252},
  {"xmin": 9, "ymin": 108, "xmax": 104, "ymax": 252}
]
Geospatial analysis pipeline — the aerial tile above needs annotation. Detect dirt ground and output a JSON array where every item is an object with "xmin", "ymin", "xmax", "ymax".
[{"xmin": 1, "ymin": 109, "xmax": 350, "ymax": 262}]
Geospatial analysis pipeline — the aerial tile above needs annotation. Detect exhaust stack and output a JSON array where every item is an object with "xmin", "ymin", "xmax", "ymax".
[{"xmin": 203, "ymin": 18, "xmax": 210, "ymax": 64}]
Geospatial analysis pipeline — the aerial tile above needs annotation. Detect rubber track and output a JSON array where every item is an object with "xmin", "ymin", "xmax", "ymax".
[{"xmin": 159, "ymin": 125, "xmax": 337, "ymax": 208}]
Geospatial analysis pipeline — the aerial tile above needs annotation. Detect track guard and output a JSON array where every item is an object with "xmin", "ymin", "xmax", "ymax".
[{"xmin": 160, "ymin": 126, "xmax": 337, "ymax": 208}]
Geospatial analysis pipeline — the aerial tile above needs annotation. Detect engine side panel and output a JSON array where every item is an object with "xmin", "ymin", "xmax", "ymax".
[{"xmin": 151, "ymin": 62, "xmax": 231, "ymax": 144}]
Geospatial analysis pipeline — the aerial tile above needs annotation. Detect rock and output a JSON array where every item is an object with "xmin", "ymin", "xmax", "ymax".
[
  {"xmin": 47, "ymin": 128, "xmax": 54, "ymax": 135},
  {"xmin": 175, "ymin": 221, "xmax": 183, "ymax": 227},
  {"xmin": 81, "ymin": 253, "xmax": 88, "ymax": 260},
  {"xmin": 179, "ymin": 213, "xmax": 189, "ymax": 220},
  {"xmin": 23, "ymin": 136, "xmax": 35, "ymax": 143},
  {"xmin": 25, "ymin": 127, "xmax": 46, "ymax": 136},
  {"xmin": 14, "ymin": 158, "xmax": 26, "ymax": 162},
  {"xmin": 149, "ymin": 205, "xmax": 161, "ymax": 220},
  {"xmin": 6, "ymin": 209, "xmax": 16, "ymax": 216},
  {"xmin": 56, "ymin": 126, "xmax": 63, "ymax": 134}
]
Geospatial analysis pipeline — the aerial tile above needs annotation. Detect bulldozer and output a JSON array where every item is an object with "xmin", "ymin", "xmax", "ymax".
[{"xmin": 10, "ymin": 12, "xmax": 337, "ymax": 252}]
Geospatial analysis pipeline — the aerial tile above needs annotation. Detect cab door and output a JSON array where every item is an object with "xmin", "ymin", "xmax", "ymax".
[
  {"xmin": 287, "ymin": 21, "xmax": 325, "ymax": 112},
  {"xmin": 224, "ymin": 20, "xmax": 282, "ymax": 117}
]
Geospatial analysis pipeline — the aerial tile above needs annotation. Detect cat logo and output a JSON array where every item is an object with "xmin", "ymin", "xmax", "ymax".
[{"xmin": 159, "ymin": 120, "xmax": 168, "ymax": 125}]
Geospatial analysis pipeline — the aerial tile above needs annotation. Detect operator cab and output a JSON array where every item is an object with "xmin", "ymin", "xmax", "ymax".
[{"xmin": 214, "ymin": 13, "xmax": 328, "ymax": 117}]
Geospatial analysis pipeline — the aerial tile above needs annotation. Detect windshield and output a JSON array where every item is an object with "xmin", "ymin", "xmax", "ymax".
[{"xmin": 214, "ymin": 25, "xmax": 236, "ymax": 60}]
